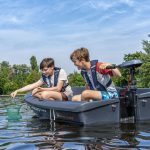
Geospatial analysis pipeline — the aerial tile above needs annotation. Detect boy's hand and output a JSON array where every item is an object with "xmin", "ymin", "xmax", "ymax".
[
  {"xmin": 32, "ymin": 87, "xmax": 43, "ymax": 96},
  {"xmin": 32, "ymin": 88, "xmax": 39, "ymax": 96},
  {"xmin": 10, "ymin": 90, "xmax": 18, "ymax": 98},
  {"xmin": 100, "ymin": 63, "xmax": 111, "ymax": 69}
]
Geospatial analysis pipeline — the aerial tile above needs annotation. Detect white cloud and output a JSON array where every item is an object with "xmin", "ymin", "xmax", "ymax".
[
  {"xmin": 119, "ymin": 0, "xmax": 134, "ymax": 6},
  {"xmin": 10, "ymin": 16, "xmax": 21, "ymax": 23},
  {"xmin": 88, "ymin": 1, "xmax": 115, "ymax": 10},
  {"xmin": 114, "ymin": 10, "xmax": 127, "ymax": 14},
  {"xmin": 3, "ymin": 16, "xmax": 22, "ymax": 24},
  {"xmin": 0, "ymin": 0, "xmax": 150, "ymax": 73}
]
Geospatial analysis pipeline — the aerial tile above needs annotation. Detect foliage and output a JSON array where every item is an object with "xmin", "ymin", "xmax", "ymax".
[
  {"xmin": 30, "ymin": 56, "xmax": 39, "ymax": 72},
  {"xmin": 68, "ymin": 71, "xmax": 85, "ymax": 86},
  {"xmin": 3, "ymin": 81, "xmax": 18, "ymax": 94},
  {"xmin": 11, "ymin": 64, "xmax": 30, "ymax": 87},
  {"xmin": 114, "ymin": 35, "xmax": 150, "ymax": 88},
  {"xmin": 24, "ymin": 70, "xmax": 41, "ymax": 85},
  {"xmin": 0, "ymin": 35, "xmax": 150, "ymax": 94},
  {"xmin": 142, "ymin": 34, "xmax": 150, "ymax": 55},
  {"xmin": 114, "ymin": 51, "xmax": 144, "ymax": 87},
  {"xmin": 0, "ymin": 56, "xmax": 39, "ymax": 94},
  {"xmin": 139, "ymin": 35, "xmax": 150, "ymax": 87},
  {"xmin": 0, "ymin": 61, "xmax": 11, "ymax": 94}
]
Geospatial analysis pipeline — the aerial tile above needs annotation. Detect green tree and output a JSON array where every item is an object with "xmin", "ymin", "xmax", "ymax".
[
  {"xmin": 12, "ymin": 64, "xmax": 30, "ymax": 88},
  {"xmin": 24, "ymin": 70, "xmax": 40, "ymax": 85},
  {"xmin": 0, "ymin": 61, "xmax": 11, "ymax": 94},
  {"xmin": 3, "ymin": 81, "xmax": 18, "ymax": 94},
  {"xmin": 142, "ymin": 34, "xmax": 150, "ymax": 55},
  {"xmin": 30, "ymin": 56, "xmax": 38, "ymax": 72},
  {"xmin": 0, "ymin": 59, "xmax": 38, "ymax": 94},
  {"xmin": 1, "ymin": 61, "xmax": 10, "ymax": 68},
  {"xmin": 115, "ymin": 35, "xmax": 150, "ymax": 88},
  {"xmin": 68, "ymin": 71, "xmax": 85, "ymax": 86},
  {"xmin": 139, "ymin": 35, "xmax": 150, "ymax": 87}
]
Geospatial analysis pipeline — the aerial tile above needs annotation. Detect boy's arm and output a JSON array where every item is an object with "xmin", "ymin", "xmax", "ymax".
[
  {"xmin": 33, "ymin": 69, "xmax": 67, "ymax": 93},
  {"xmin": 111, "ymin": 68, "xmax": 121, "ymax": 77},
  {"xmin": 98, "ymin": 62, "xmax": 121, "ymax": 77},
  {"xmin": 37, "ymin": 80, "xmax": 64, "ymax": 92},
  {"xmin": 32, "ymin": 80, "xmax": 64, "ymax": 96},
  {"xmin": 11, "ymin": 80, "xmax": 43, "ymax": 98}
]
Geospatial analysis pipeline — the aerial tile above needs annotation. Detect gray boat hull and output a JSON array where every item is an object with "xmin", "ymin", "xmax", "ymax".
[
  {"xmin": 24, "ymin": 91, "xmax": 119, "ymax": 125},
  {"xmin": 24, "ymin": 87, "xmax": 150, "ymax": 125}
]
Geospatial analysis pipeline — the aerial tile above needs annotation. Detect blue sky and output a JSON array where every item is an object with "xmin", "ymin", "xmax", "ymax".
[{"xmin": 0, "ymin": 0, "xmax": 150, "ymax": 73}]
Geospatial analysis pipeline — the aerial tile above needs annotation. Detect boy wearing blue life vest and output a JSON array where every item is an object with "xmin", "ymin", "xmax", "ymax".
[
  {"xmin": 11, "ymin": 58, "xmax": 73, "ymax": 101},
  {"xmin": 70, "ymin": 47, "xmax": 121, "ymax": 101}
]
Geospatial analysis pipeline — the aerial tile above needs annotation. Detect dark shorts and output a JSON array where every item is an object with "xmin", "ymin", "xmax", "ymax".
[{"xmin": 61, "ymin": 92, "xmax": 68, "ymax": 101}]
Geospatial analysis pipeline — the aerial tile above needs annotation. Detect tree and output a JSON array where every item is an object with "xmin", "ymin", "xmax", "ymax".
[
  {"xmin": 142, "ymin": 34, "xmax": 150, "ymax": 55},
  {"xmin": 139, "ymin": 35, "xmax": 150, "ymax": 87},
  {"xmin": 0, "ymin": 57, "xmax": 40, "ymax": 94},
  {"xmin": 3, "ymin": 81, "xmax": 18, "ymax": 94},
  {"xmin": 24, "ymin": 70, "xmax": 40, "ymax": 85},
  {"xmin": 68, "ymin": 71, "xmax": 85, "ymax": 86},
  {"xmin": 30, "ymin": 56, "xmax": 38, "ymax": 72},
  {"xmin": 122, "ymin": 52, "xmax": 144, "ymax": 87},
  {"xmin": 12, "ymin": 64, "xmax": 30, "ymax": 88},
  {"xmin": 0, "ymin": 61, "xmax": 11, "ymax": 94},
  {"xmin": 115, "ymin": 34, "xmax": 150, "ymax": 88}
]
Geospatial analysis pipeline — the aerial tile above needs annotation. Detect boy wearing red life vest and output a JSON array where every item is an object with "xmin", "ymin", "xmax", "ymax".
[{"xmin": 70, "ymin": 47, "xmax": 121, "ymax": 101}]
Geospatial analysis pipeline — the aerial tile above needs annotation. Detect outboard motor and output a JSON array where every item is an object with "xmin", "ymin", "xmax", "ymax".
[{"xmin": 118, "ymin": 60, "xmax": 143, "ymax": 123}]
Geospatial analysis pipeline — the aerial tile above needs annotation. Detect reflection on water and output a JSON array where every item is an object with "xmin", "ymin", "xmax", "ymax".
[{"xmin": 0, "ymin": 96, "xmax": 150, "ymax": 150}]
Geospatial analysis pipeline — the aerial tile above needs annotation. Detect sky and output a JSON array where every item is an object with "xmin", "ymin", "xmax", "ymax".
[{"xmin": 0, "ymin": 0, "xmax": 150, "ymax": 73}]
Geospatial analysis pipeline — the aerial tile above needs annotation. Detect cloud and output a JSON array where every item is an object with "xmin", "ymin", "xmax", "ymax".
[
  {"xmin": 88, "ymin": 0, "xmax": 116, "ymax": 10},
  {"xmin": 0, "ymin": 16, "xmax": 23, "ymax": 25},
  {"xmin": 119, "ymin": 0, "xmax": 134, "ymax": 6},
  {"xmin": 0, "ymin": 0, "xmax": 150, "ymax": 73}
]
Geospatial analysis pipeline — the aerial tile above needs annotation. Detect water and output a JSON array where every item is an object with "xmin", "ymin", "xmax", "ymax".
[{"xmin": 0, "ymin": 97, "xmax": 150, "ymax": 150}]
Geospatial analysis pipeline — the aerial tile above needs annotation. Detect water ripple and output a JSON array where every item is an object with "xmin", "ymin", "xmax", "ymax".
[{"xmin": 0, "ymin": 97, "xmax": 150, "ymax": 150}]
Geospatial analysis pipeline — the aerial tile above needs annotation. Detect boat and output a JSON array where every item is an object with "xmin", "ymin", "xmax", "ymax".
[{"xmin": 24, "ymin": 60, "xmax": 150, "ymax": 125}]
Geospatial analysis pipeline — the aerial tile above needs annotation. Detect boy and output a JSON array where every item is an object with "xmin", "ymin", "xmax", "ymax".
[
  {"xmin": 11, "ymin": 58, "xmax": 73, "ymax": 101},
  {"xmin": 70, "ymin": 47, "xmax": 121, "ymax": 101}
]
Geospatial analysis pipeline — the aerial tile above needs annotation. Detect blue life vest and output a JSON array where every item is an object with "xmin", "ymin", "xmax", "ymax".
[
  {"xmin": 81, "ymin": 60, "xmax": 112, "ymax": 91},
  {"xmin": 42, "ymin": 67, "xmax": 68, "ymax": 92}
]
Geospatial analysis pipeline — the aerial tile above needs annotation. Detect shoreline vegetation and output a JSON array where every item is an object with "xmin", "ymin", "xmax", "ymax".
[
  {"xmin": 0, "ymin": 35, "xmax": 150, "ymax": 95},
  {"xmin": 0, "ymin": 94, "xmax": 25, "ymax": 97}
]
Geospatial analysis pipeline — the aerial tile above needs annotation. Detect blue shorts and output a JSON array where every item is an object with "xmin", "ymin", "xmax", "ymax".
[{"xmin": 101, "ymin": 91, "xmax": 118, "ymax": 100}]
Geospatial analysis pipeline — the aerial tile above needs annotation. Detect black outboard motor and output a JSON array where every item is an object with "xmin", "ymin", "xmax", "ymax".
[{"xmin": 118, "ymin": 60, "xmax": 143, "ymax": 123}]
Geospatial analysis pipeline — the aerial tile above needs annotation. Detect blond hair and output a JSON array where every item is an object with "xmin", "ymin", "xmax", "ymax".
[{"xmin": 70, "ymin": 47, "xmax": 90, "ymax": 62}]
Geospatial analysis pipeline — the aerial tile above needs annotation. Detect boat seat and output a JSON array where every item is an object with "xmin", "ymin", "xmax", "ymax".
[
  {"xmin": 116, "ymin": 87, "xmax": 150, "ymax": 97},
  {"xmin": 72, "ymin": 86, "xmax": 85, "ymax": 95}
]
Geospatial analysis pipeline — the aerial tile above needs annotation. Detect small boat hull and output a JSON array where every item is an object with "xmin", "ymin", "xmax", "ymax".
[
  {"xmin": 24, "ymin": 92, "xmax": 119, "ymax": 125},
  {"xmin": 24, "ymin": 87, "xmax": 150, "ymax": 125}
]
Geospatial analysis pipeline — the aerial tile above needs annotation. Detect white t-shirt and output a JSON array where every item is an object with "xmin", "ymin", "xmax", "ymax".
[{"xmin": 41, "ymin": 69, "xmax": 73, "ymax": 98}]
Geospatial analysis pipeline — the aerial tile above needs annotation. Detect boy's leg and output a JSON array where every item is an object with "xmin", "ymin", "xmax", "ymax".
[
  {"xmin": 72, "ymin": 95, "xmax": 81, "ymax": 101},
  {"xmin": 61, "ymin": 92, "xmax": 68, "ymax": 101},
  {"xmin": 34, "ymin": 92, "xmax": 42, "ymax": 99},
  {"xmin": 81, "ymin": 90, "xmax": 102, "ymax": 101},
  {"xmin": 38, "ymin": 91, "xmax": 62, "ymax": 100}
]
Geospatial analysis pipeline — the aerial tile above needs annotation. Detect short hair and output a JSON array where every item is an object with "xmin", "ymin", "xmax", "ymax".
[
  {"xmin": 70, "ymin": 47, "xmax": 90, "ymax": 62},
  {"xmin": 40, "ymin": 58, "xmax": 54, "ymax": 70}
]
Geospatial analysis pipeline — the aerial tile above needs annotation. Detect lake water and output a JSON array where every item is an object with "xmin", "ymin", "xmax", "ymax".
[{"xmin": 0, "ymin": 96, "xmax": 150, "ymax": 150}]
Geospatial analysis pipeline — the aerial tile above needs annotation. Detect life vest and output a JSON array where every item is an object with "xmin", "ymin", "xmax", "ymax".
[
  {"xmin": 42, "ymin": 67, "xmax": 68, "ymax": 92},
  {"xmin": 81, "ymin": 60, "xmax": 112, "ymax": 91}
]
